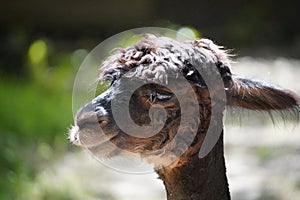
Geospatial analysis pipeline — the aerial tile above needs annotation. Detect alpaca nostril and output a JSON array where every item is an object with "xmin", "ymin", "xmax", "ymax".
[{"xmin": 97, "ymin": 117, "xmax": 109, "ymax": 128}]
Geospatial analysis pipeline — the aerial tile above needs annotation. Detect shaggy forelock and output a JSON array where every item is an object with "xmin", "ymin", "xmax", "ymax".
[{"xmin": 100, "ymin": 35, "xmax": 232, "ymax": 86}]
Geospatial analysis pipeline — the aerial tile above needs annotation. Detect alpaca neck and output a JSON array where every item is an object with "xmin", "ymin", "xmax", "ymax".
[{"xmin": 156, "ymin": 132, "xmax": 230, "ymax": 200}]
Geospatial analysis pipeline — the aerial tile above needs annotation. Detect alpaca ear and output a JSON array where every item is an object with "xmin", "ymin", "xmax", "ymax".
[{"xmin": 227, "ymin": 76, "xmax": 299, "ymax": 113}]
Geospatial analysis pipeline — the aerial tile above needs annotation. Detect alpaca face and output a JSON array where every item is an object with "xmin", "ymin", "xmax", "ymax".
[
  {"xmin": 69, "ymin": 74, "xmax": 211, "ymax": 165},
  {"xmin": 69, "ymin": 36, "xmax": 225, "ymax": 165}
]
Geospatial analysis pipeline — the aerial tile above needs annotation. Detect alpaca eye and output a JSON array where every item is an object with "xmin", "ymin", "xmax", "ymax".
[
  {"xmin": 147, "ymin": 91, "xmax": 173, "ymax": 103},
  {"xmin": 156, "ymin": 93, "xmax": 172, "ymax": 101}
]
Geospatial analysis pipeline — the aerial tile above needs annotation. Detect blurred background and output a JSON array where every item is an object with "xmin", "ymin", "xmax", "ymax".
[{"xmin": 1, "ymin": 0, "xmax": 300, "ymax": 199}]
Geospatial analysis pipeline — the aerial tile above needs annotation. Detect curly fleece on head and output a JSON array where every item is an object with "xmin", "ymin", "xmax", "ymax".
[{"xmin": 100, "ymin": 35, "xmax": 233, "ymax": 87}]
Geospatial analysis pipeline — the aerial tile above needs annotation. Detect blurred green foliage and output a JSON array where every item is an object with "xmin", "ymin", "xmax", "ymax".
[
  {"xmin": 0, "ymin": 26, "xmax": 200, "ymax": 199},
  {"xmin": 0, "ymin": 38, "xmax": 83, "ymax": 199}
]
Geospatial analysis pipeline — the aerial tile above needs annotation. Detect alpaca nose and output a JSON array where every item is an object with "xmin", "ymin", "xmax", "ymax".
[{"xmin": 75, "ymin": 101, "xmax": 109, "ymax": 129}]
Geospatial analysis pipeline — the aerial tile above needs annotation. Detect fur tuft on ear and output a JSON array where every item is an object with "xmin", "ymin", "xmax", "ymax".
[{"xmin": 227, "ymin": 76, "xmax": 300, "ymax": 121}]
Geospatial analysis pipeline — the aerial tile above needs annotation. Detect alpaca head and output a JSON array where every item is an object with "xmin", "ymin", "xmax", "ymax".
[{"xmin": 69, "ymin": 35, "xmax": 299, "ymax": 168}]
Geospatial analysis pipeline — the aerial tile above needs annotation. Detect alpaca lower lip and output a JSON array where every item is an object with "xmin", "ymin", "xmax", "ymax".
[
  {"xmin": 79, "ymin": 130, "xmax": 118, "ymax": 148},
  {"xmin": 68, "ymin": 123, "xmax": 118, "ymax": 148}
]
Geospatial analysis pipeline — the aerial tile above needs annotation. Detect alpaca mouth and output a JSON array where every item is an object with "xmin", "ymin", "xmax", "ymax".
[{"xmin": 68, "ymin": 124, "xmax": 118, "ymax": 148}]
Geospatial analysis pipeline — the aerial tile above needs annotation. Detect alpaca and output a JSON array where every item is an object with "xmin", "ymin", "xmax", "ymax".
[{"xmin": 69, "ymin": 35, "xmax": 299, "ymax": 200}]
